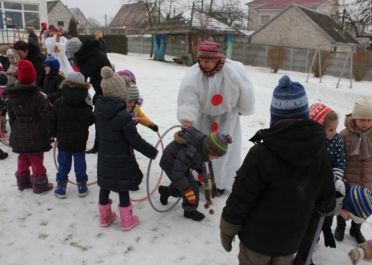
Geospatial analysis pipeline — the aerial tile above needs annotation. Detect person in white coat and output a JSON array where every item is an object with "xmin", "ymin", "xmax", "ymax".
[{"xmin": 177, "ymin": 41, "xmax": 255, "ymax": 194}]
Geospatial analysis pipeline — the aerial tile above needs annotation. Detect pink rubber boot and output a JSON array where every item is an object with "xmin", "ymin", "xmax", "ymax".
[
  {"xmin": 98, "ymin": 199, "xmax": 116, "ymax": 227},
  {"xmin": 119, "ymin": 204, "xmax": 139, "ymax": 231}
]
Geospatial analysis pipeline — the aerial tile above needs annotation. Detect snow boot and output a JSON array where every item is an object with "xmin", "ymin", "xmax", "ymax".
[
  {"xmin": 158, "ymin": 185, "xmax": 171, "ymax": 205},
  {"xmin": 54, "ymin": 180, "xmax": 67, "ymax": 199},
  {"xmin": 184, "ymin": 209, "xmax": 205, "ymax": 221},
  {"xmin": 335, "ymin": 215, "xmax": 346, "ymax": 241},
  {"xmin": 15, "ymin": 173, "xmax": 32, "ymax": 191},
  {"xmin": 77, "ymin": 181, "xmax": 88, "ymax": 197},
  {"xmin": 98, "ymin": 199, "xmax": 116, "ymax": 227},
  {"xmin": 32, "ymin": 176, "xmax": 53, "ymax": 194},
  {"xmin": 119, "ymin": 204, "xmax": 139, "ymax": 231},
  {"xmin": 0, "ymin": 148, "xmax": 8, "ymax": 160},
  {"xmin": 350, "ymin": 221, "xmax": 366, "ymax": 244}
]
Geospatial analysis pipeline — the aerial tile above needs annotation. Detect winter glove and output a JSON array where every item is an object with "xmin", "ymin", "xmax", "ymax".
[
  {"xmin": 219, "ymin": 216, "xmax": 241, "ymax": 252},
  {"xmin": 152, "ymin": 150, "xmax": 158, "ymax": 160},
  {"xmin": 323, "ymin": 227, "xmax": 336, "ymax": 248},
  {"xmin": 334, "ymin": 177, "xmax": 346, "ymax": 215},
  {"xmin": 183, "ymin": 188, "xmax": 197, "ymax": 205},
  {"xmin": 349, "ymin": 241, "xmax": 372, "ymax": 264},
  {"xmin": 149, "ymin": 123, "xmax": 159, "ymax": 132}
]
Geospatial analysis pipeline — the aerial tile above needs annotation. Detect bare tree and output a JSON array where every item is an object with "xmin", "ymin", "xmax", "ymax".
[
  {"xmin": 339, "ymin": 0, "xmax": 372, "ymax": 37},
  {"xmin": 209, "ymin": 0, "xmax": 247, "ymax": 28}
]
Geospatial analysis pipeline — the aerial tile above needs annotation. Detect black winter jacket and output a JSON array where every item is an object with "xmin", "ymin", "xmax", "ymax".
[
  {"xmin": 42, "ymin": 72, "xmax": 65, "ymax": 104},
  {"xmin": 160, "ymin": 127, "xmax": 209, "ymax": 191},
  {"xmin": 75, "ymin": 40, "xmax": 111, "ymax": 102},
  {"xmin": 6, "ymin": 84, "xmax": 51, "ymax": 153},
  {"xmin": 222, "ymin": 119, "xmax": 336, "ymax": 256},
  {"xmin": 49, "ymin": 79, "xmax": 95, "ymax": 152},
  {"xmin": 95, "ymin": 96, "xmax": 157, "ymax": 192},
  {"xmin": 26, "ymin": 42, "xmax": 46, "ymax": 87}
]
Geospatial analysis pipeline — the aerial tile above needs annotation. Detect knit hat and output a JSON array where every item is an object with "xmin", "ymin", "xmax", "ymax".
[
  {"xmin": 17, "ymin": 60, "xmax": 36, "ymax": 84},
  {"xmin": 65, "ymin": 37, "xmax": 82, "ymax": 58},
  {"xmin": 117, "ymin": 69, "xmax": 136, "ymax": 84},
  {"xmin": 205, "ymin": 132, "xmax": 232, "ymax": 157},
  {"xmin": 66, "ymin": 71, "xmax": 85, "ymax": 84},
  {"xmin": 100, "ymin": 66, "xmax": 128, "ymax": 102},
  {"xmin": 270, "ymin": 75, "xmax": 309, "ymax": 126},
  {"xmin": 44, "ymin": 56, "xmax": 60, "ymax": 74},
  {"xmin": 352, "ymin": 97, "xmax": 372, "ymax": 120},
  {"xmin": 342, "ymin": 183, "xmax": 372, "ymax": 223},
  {"xmin": 309, "ymin": 103, "xmax": 334, "ymax": 125},
  {"xmin": 197, "ymin": 41, "xmax": 223, "ymax": 60},
  {"xmin": 128, "ymin": 83, "xmax": 140, "ymax": 101},
  {"xmin": 0, "ymin": 73, "xmax": 8, "ymax": 85}
]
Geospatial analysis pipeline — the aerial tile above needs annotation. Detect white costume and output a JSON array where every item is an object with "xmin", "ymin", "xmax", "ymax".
[
  {"xmin": 177, "ymin": 59, "xmax": 255, "ymax": 189},
  {"xmin": 45, "ymin": 36, "xmax": 73, "ymax": 75}
]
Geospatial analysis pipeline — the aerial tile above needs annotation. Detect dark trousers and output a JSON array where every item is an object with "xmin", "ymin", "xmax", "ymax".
[
  {"xmin": 99, "ymin": 188, "xmax": 130, "ymax": 207},
  {"xmin": 167, "ymin": 172, "xmax": 200, "ymax": 210},
  {"xmin": 17, "ymin": 153, "xmax": 46, "ymax": 178},
  {"xmin": 239, "ymin": 243, "xmax": 294, "ymax": 265},
  {"xmin": 56, "ymin": 150, "xmax": 87, "ymax": 183}
]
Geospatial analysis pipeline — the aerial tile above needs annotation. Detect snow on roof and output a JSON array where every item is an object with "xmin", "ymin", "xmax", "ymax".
[
  {"xmin": 248, "ymin": 0, "xmax": 328, "ymax": 9},
  {"xmin": 191, "ymin": 11, "xmax": 236, "ymax": 32}
]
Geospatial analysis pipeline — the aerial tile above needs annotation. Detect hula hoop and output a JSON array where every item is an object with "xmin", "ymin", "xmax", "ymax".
[
  {"xmin": 52, "ymin": 140, "xmax": 97, "ymax": 186},
  {"xmin": 146, "ymin": 125, "xmax": 182, "ymax": 213},
  {"xmin": 130, "ymin": 131, "xmax": 165, "ymax": 202},
  {"xmin": 0, "ymin": 132, "xmax": 10, "ymax": 147}
]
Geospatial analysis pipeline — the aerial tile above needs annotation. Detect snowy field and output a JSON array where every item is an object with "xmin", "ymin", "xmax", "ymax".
[{"xmin": 1, "ymin": 53, "xmax": 372, "ymax": 265}]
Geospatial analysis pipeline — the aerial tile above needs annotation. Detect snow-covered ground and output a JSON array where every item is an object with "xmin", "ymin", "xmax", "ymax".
[{"xmin": 1, "ymin": 53, "xmax": 372, "ymax": 265}]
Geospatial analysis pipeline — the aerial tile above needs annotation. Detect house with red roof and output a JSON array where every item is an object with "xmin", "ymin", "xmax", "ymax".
[{"xmin": 247, "ymin": 0, "xmax": 338, "ymax": 30}]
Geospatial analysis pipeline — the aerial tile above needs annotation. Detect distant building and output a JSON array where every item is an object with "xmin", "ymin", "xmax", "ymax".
[
  {"xmin": 69, "ymin": 7, "xmax": 91, "ymax": 35},
  {"xmin": 247, "ymin": 0, "xmax": 338, "ymax": 31}
]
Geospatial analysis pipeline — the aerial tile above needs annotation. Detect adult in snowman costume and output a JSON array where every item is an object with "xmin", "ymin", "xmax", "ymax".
[
  {"xmin": 177, "ymin": 41, "xmax": 255, "ymax": 194},
  {"xmin": 44, "ymin": 26, "xmax": 73, "ymax": 75}
]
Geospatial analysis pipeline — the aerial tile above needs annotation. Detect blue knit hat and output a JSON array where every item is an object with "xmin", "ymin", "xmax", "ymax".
[
  {"xmin": 342, "ymin": 183, "xmax": 372, "ymax": 222},
  {"xmin": 44, "ymin": 56, "xmax": 60, "ymax": 74},
  {"xmin": 270, "ymin": 75, "xmax": 309, "ymax": 126}
]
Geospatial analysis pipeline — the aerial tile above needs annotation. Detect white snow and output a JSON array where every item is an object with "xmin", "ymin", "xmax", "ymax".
[{"xmin": 1, "ymin": 53, "xmax": 372, "ymax": 265}]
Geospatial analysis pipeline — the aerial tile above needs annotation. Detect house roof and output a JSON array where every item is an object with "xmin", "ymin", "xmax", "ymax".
[
  {"xmin": 146, "ymin": 9, "xmax": 240, "ymax": 35},
  {"xmin": 110, "ymin": 3, "xmax": 150, "ymax": 29},
  {"xmin": 247, "ymin": 0, "xmax": 328, "ymax": 10},
  {"xmin": 250, "ymin": 4, "xmax": 358, "ymax": 45},
  {"xmin": 47, "ymin": 1, "xmax": 59, "ymax": 13}
]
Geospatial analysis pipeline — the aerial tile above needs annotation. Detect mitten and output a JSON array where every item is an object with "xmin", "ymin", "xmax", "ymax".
[
  {"xmin": 183, "ymin": 188, "xmax": 196, "ymax": 205},
  {"xmin": 149, "ymin": 123, "xmax": 159, "ymax": 132},
  {"xmin": 323, "ymin": 227, "xmax": 336, "ymax": 248},
  {"xmin": 219, "ymin": 216, "xmax": 241, "ymax": 252},
  {"xmin": 152, "ymin": 150, "xmax": 158, "ymax": 160}
]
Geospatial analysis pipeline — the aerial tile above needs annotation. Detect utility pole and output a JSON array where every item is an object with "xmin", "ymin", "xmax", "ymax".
[
  {"xmin": 209, "ymin": 0, "xmax": 213, "ymax": 15},
  {"xmin": 341, "ymin": 8, "xmax": 346, "ymax": 29},
  {"xmin": 201, "ymin": 0, "xmax": 204, "ymax": 12}
]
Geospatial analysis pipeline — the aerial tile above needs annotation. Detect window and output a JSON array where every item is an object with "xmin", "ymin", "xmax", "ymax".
[
  {"xmin": 4, "ymin": 11, "xmax": 22, "ymax": 28},
  {"xmin": 260, "ymin": 15, "xmax": 270, "ymax": 25},
  {"xmin": 3, "ymin": 2, "xmax": 21, "ymax": 10},
  {"xmin": 23, "ymin": 4, "xmax": 39, "ymax": 11},
  {"xmin": 57, "ymin": 21, "xmax": 64, "ymax": 27},
  {"xmin": 25, "ymin": 12, "xmax": 39, "ymax": 28}
]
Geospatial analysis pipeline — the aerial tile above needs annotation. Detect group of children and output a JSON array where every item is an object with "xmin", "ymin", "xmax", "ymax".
[{"xmin": 1, "ymin": 42, "xmax": 372, "ymax": 264}]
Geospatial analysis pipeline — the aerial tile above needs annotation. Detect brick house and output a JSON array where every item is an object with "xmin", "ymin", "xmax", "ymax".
[
  {"xmin": 249, "ymin": 4, "xmax": 358, "ymax": 50},
  {"xmin": 247, "ymin": 0, "xmax": 338, "ymax": 31}
]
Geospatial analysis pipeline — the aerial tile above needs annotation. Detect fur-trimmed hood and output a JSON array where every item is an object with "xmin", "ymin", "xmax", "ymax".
[{"xmin": 61, "ymin": 79, "xmax": 90, "ymax": 105}]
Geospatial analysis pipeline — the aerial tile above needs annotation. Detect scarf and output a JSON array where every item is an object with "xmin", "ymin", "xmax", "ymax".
[
  {"xmin": 198, "ymin": 56, "xmax": 226, "ymax": 77},
  {"xmin": 350, "ymin": 127, "xmax": 372, "ymax": 160}
]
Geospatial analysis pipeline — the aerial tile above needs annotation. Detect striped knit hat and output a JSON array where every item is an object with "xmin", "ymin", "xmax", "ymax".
[
  {"xmin": 117, "ymin": 69, "xmax": 136, "ymax": 84},
  {"xmin": 270, "ymin": 75, "xmax": 309, "ymax": 126},
  {"xmin": 342, "ymin": 183, "xmax": 372, "ymax": 223},
  {"xmin": 205, "ymin": 132, "xmax": 232, "ymax": 157},
  {"xmin": 128, "ymin": 83, "xmax": 140, "ymax": 101},
  {"xmin": 197, "ymin": 41, "xmax": 223, "ymax": 60},
  {"xmin": 309, "ymin": 103, "xmax": 334, "ymax": 125}
]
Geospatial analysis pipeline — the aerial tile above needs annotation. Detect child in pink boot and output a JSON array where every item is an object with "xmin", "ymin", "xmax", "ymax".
[
  {"xmin": 95, "ymin": 67, "xmax": 158, "ymax": 230},
  {"xmin": 5, "ymin": 60, "xmax": 53, "ymax": 193}
]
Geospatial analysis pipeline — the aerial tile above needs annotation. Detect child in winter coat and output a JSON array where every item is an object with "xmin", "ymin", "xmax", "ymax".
[
  {"xmin": 49, "ymin": 72, "xmax": 95, "ymax": 198},
  {"xmin": 349, "ymin": 240, "xmax": 372, "ymax": 264},
  {"xmin": 293, "ymin": 103, "xmax": 346, "ymax": 265},
  {"xmin": 0, "ymin": 73, "xmax": 8, "ymax": 160},
  {"xmin": 159, "ymin": 127, "xmax": 232, "ymax": 221},
  {"xmin": 117, "ymin": 69, "xmax": 158, "ymax": 132},
  {"xmin": 335, "ymin": 97, "xmax": 372, "ymax": 244},
  {"xmin": 42, "ymin": 56, "xmax": 65, "ymax": 104},
  {"xmin": 95, "ymin": 67, "xmax": 158, "ymax": 231},
  {"xmin": 6, "ymin": 48, "xmax": 19, "ymax": 85},
  {"xmin": 5, "ymin": 60, "xmax": 53, "ymax": 193},
  {"xmin": 220, "ymin": 76, "xmax": 335, "ymax": 265}
]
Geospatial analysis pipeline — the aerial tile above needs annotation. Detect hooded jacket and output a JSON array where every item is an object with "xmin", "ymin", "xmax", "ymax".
[
  {"xmin": 222, "ymin": 119, "xmax": 336, "ymax": 256},
  {"xmin": 75, "ymin": 40, "xmax": 111, "ymax": 102},
  {"xmin": 26, "ymin": 41, "xmax": 46, "ymax": 87},
  {"xmin": 95, "ymin": 95, "xmax": 157, "ymax": 192},
  {"xmin": 49, "ymin": 79, "xmax": 95, "ymax": 152},
  {"xmin": 160, "ymin": 127, "xmax": 209, "ymax": 191}
]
